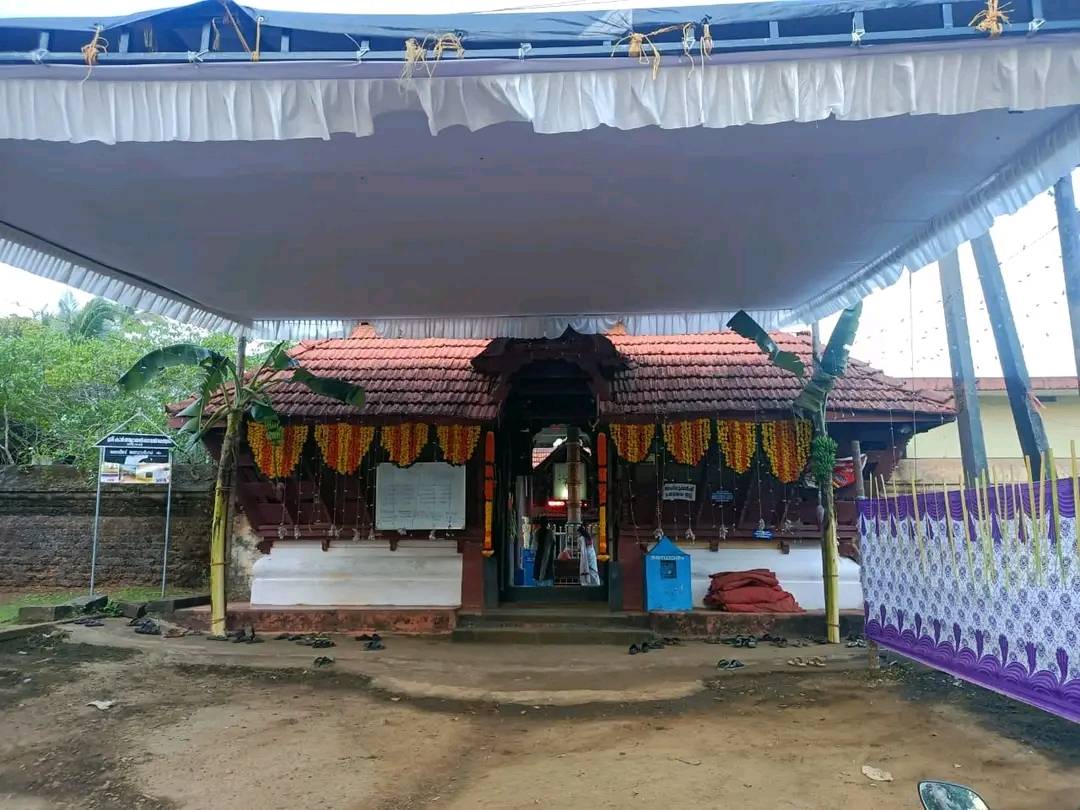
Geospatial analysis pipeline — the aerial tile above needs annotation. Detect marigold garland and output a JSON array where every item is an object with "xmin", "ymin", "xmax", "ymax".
[
  {"xmin": 436, "ymin": 424, "xmax": 482, "ymax": 466},
  {"xmin": 314, "ymin": 423, "xmax": 375, "ymax": 474},
  {"xmin": 609, "ymin": 423, "xmax": 656, "ymax": 463},
  {"xmin": 247, "ymin": 422, "xmax": 309, "ymax": 479},
  {"xmin": 717, "ymin": 420, "xmax": 757, "ymax": 473},
  {"xmin": 761, "ymin": 420, "xmax": 812, "ymax": 483},
  {"xmin": 381, "ymin": 423, "xmax": 431, "ymax": 467},
  {"xmin": 661, "ymin": 418, "xmax": 712, "ymax": 465}
]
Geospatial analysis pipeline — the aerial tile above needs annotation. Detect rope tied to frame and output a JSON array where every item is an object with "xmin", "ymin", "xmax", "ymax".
[
  {"xmin": 81, "ymin": 25, "xmax": 107, "ymax": 67},
  {"xmin": 971, "ymin": 0, "xmax": 1010, "ymax": 36},
  {"xmin": 401, "ymin": 33, "xmax": 465, "ymax": 79},
  {"xmin": 611, "ymin": 23, "xmax": 685, "ymax": 80},
  {"xmin": 252, "ymin": 15, "xmax": 263, "ymax": 62},
  {"xmin": 700, "ymin": 21, "xmax": 713, "ymax": 59}
]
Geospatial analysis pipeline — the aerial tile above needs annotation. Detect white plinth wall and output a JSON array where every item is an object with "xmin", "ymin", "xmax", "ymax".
[
  {"xmin": 687, "ymin": 546, "xmax": 862, "ymax": 612},
  {"xmin": 250, "ymin": 540, "xmax": 463, "ymax": 607}
]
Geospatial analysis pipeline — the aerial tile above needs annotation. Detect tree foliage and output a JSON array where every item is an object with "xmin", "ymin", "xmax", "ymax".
[{"xmin": 0, "ymin": 298, "xmax": 237, "ymax": 468}]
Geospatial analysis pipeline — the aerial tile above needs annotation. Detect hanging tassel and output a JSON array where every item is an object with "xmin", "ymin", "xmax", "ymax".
[
  {"xmin": 211, "ymin": 17, "xmax": 221, "ymax": 51},
  {"xmin": 970, "ymin": 0, "xmax": 1010, "ymax": 37},
  {"xmin": 700, "ymin": 21, "xmax": 713, "ymax": 60},
  {"xmin": 611, "ymin": 24, "xmax": 686, "ymax": 80},
  {"xmin": 81, "ymin": 25, "xmax": 107, "ymax": 70},
  {"xmin": 142, "ymin": 25, "xmax": 156, "ymax": 53},
  {"xmin": 252, "ymin": 15, "xmax": 263, "ymax": 62}
]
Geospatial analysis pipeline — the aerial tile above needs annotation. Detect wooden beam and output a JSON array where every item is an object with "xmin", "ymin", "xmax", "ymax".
[
  {"xmin": 1054, "ymin": 174, "xmax": 1080, "ymax": 396},
  {"xmin": 850, "ymin": 438, "xmax": 865, "ymax": 498},
  {"xmin": 971, "ymin": 233, "xmax": 1050, "ymax": 479},
  {"xmin": 938, "ymin": 250, "xmax": 989, "ymax": 487}
]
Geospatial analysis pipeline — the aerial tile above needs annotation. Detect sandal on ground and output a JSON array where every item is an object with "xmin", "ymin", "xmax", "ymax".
[
  {"xmin": 807, "ymin": 656, "xmax": 826, "ymax": 667},
  {"xmin": 313, "ymin": 656, "xmax": 335, "ymax": 667},
  {"xmin": 645, "ymin": 640, "xmax": 664, "ymax": 651},
  {"xmin": 662, "ymin": 637, "xmax": 682, "ymax": 646},
  {"xmin": 628, "ymin": 644, "xmax": 641, "ymax": 655},
  {"xmin": 363, "ymin": 639, "xmax": 385, "ymax": 651},
  {"xmin": 787, "ymin": 657, "xmax": 808, "ymax": 667},
  {"xmin": 716, "ymin": 659, "xmax": 745, "ymax": 670},
  {"xmin": 311, "ymin": 637, "xmax": 335, "ymax": 649},
  {"xmin": 275, "ymin": 633, "xmax": 291, "ymax": 640},
  {"xmin": 703, "ymin": 637, "xmax": 723, "ymax": 645}
]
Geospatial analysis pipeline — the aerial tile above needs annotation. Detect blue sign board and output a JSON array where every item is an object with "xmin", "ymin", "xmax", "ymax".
[{"xmin": 711, "ymin": 489, "xmax": 734, "ymax": 503}]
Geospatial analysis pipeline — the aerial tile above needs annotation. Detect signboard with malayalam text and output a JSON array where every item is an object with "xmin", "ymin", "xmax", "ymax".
[
  {"xmin": 95, "ymin": 432, "xmax": 174, "ymax": 485},
  {"xmin": 662, "ymin": 482, "xmax": 697, "ymax": 502}
]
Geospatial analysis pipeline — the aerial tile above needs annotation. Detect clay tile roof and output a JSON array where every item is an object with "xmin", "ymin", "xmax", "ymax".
[
  {"xmin": 242, "ymin": 330, "xmax": 953, "ymax": 423},
  {"xmin": 263, "ymin": 336, "xmax": 499, "ymax": 422},
  {"xmin": 604, "ymin": 332, "xmax": 953, "ymax": 422}
]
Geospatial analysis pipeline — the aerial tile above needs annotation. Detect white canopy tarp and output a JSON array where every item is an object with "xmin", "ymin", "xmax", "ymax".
[{"xmin": 2, "ymin": 34, "xmax": 1080, "ymax": 338}]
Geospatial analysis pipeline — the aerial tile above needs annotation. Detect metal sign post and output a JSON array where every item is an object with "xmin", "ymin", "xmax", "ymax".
[
  {"xmin": 89, "ymin": 446, "xmax": 104, "ymax": 596},
  {"xmin": 92, "ymin": 429, "xmax": 177, "ymax": 597}
]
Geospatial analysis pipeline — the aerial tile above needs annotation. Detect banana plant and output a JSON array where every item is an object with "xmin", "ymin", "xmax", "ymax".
[
  {"xmin": 727, "ymin": 303, "xmax": 863, "ymax": 642},
  {"xmin": 119, "ymin": 341, "xmax": 364, "ymax": 636}
]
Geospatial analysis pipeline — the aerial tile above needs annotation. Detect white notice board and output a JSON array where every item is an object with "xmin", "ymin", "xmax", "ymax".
[{"xmin": 375, "ymin": 462, "xmax": 466, "ymax": 531}]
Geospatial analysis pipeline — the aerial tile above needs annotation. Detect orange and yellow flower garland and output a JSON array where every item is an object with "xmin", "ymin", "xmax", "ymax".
[
  {"xmin": 609, "ymin": 423, "xmax": 655, "ymax": 463},
  {"xmin": 247, "ymin": 422, "xmax": 309, "ymax": 479},
  {"xmin": 662, "ymin": 418, "xmax": 712, "ymax": 465},
  {"xmin": 436, "ymin": 424, "xmax": 482, "ymax": 466},
  {"xmin": 717, "ymin": 420, "xmax": 757, "ymax": 473},
  {"xmin": 314, "ymin": 423, "xmax": 375, "ymax": 474},
  {"xmin": 381, "ymin": 423, "xmax": 431, "ymax": 467},
  {"xmin": 761, "ymin": 420, "xmax": 812, "ymax": 483}
]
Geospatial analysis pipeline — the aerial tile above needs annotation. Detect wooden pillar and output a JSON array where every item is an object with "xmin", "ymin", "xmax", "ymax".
[
  {"xmin": 482, "ymin": 431, "xmax": 495, "ymax": 557},
  {"xmin": 939, "ymin": 250, "xmax": 989, "ymax": 487},
  {"xmin": 971, "ymin": 233, "xmax": 1050, "ymax": 479},
  {"xmin": 850, "ymin": 438, "xmax": 865, "ymax": 499},
  {"xmin": 1054, "ymin": 174, "xmax": 1080, "ymax": 396}
]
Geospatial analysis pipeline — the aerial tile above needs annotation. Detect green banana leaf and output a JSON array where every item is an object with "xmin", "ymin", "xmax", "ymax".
[
  {"xmin": 726, "ymin": 311, "xmax": 806, "ymax": 379},
  {"xmin": 792, "ymin": 302, "xmax": 863, "ymax": 415},
  {"xmin": 290, "ymin": 368, "xmax": 366, "ymax": 408},
  {"xmin": 117, "ymin": 344, "xmax": 230, "ymax": 391},
  {"xmin": 262, "ymin": 341, "xmax": 298, "ymax": 372}
]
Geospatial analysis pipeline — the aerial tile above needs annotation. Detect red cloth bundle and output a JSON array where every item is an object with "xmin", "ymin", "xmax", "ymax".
[{"xmin": 703, "ymin": 568, "xmax": 803, "ymax": 613}]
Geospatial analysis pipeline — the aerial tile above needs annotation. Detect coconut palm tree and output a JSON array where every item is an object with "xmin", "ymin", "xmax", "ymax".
[
  {"xmin": 118, "ymin": 341, "xmax": 364, "ymax": 636},
  {"xmin": 727, "ymin": 303, "xmax": 863, "ymax": 642}
]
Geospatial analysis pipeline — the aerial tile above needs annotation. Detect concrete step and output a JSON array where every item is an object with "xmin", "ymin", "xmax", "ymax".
[
  {"xmin": 458, "ymin": 609, "xmax": 650, "ymax": 630},
  {"xmin": 451, "ymin": 624, "xmax": 657, "ymax": 645}
]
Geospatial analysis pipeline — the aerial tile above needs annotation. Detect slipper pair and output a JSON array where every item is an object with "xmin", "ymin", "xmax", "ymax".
[
  {"xmin": 362, "ymin": 639, "xmax": 385, "ymax": 651},
  {"xmin": 313, "ymin": 656, "xmax": 335, "ymax": 667},
  {"xmin": 787, "ymin": 656, "xmax": 826, "ymax": 668},
  {"xmin": 716, "ymin": 659, "xmax": 745, "ymax": 670},
  {"xmin": 73, "ymin": 617, "xmax": 103, "ymax": 627},
  {"xmin": 628, "ymin": 643, "xmax": 653, "ymax": 655},
  {"xmin": 355, "ymin": 633, "xmax": 382, "ymax": 643}
]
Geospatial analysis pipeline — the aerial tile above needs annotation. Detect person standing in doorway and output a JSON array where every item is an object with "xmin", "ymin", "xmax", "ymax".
[
  {"xmin": 578, "ymin": 525, "xmax": 601, "ymax": 586},
  {"xmin": 532, "ymin": 516, "xmax": 555, "ymax": 585}
]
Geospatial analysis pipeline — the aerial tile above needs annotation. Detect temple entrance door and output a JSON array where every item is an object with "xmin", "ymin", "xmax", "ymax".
[{"xmin": 495, "ymin": 358, "xmax": 609, "ymax": 604}]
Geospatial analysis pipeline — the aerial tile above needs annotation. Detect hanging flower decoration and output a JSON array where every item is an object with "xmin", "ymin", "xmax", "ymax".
[
  {"xmin": 662, "ymin": 418, "xmax": 712, "ymax": 466},
  {"xmin": 247, "ymin": 422, "xmax": 309, "ymax": 479},
  {"xmin": 761, "ymin": 420, "xmax": 812, "ymax": 483},
  {"xmin": 717, "ymin": 420, "xmax": 757, "ymax": 473},
  {"xmin": 314, "ymin": 423, "xmax": 375, "ymax": 474},
  {"xmin": 436, "ymin": 424, "xmax": 482, "ymax": 466},
  {"xmin": 381, "ymin": 423, "xmax": 431, "ymax": 467},
  {"xmin": 609, "ymin": 423, "xmax": 656, "ymax": 463}
]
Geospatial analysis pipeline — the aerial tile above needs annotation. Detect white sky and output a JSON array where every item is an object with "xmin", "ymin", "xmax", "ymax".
[{"xmin": 2, "ymin": 167, "xmax": 1078, "ymax": 379}]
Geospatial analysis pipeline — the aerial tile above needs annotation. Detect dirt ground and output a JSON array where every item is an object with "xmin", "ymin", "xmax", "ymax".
[{"xmin": 1, "ymin": 628, "xmax": 1078, "ymax": 810}]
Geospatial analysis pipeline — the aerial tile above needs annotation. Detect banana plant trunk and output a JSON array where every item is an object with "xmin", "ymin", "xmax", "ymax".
[
  {"xmin": 814, "ymin": 412, "xmax": 841, "ymax": 643},
  {"xmin": 209, "ymin": 409, "xmax": 239, "ymax": 637}
]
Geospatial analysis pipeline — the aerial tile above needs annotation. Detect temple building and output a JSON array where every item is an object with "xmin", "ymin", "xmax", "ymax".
[{"xmin": 200, "ymin": 326, "xmax": 952, "ymax": 627}]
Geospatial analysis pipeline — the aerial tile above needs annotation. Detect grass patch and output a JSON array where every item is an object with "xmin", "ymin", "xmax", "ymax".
[{"xmin": 0, "ymin": 586, "xmax": 201, "ymax": 624}]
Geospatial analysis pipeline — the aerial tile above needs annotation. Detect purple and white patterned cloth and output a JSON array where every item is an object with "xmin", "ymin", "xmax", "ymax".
[{"xmin": 859, "ymin": 480, "xmax": 1080, "ymax": 723}]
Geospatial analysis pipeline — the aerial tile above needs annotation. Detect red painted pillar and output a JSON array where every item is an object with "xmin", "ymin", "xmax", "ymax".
[{"xmin": 460, "ymin": 541, "xmax": 484, "ymax": 613}]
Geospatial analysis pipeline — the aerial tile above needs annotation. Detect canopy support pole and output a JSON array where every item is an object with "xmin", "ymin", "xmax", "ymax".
[
  {"xmin": 939, "ymin": 250, "xmax": 989, "ymax": 487},
  {"xmin": 971, "ymin": 233, "xmax": 1049, "ymax": 479},
  {"xmin": 1054, "ymin": 174, "xmax": 1080, "ymax": 396}
]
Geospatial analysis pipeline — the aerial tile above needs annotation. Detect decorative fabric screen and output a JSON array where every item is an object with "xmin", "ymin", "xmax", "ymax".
[
  {"xmin": 761, "ymin": 420, "xmax": 812, "ymax": 483},
  {"xmin": 247, "ymin": 422, "xmax": 309, "ymax": 479},
  {"xmin": 314, "ymin": 423, "xmax": 375, "ymax": 474},
  {"xmin": 609, "ymin": 423, "xmax": 655, "ymax": 464},
  {"xmin": 436, "ymin": 424, "xmax": 482, "ymax": 466},
  {"xmin": 380, "ymin": 423, "xmax": 431, "ymax": 468},
  {"xmin": 860, "ymin": 481, "xmax": 1080, "ymax": 723},
  {"xmin": 662, "ymin": 418, "xmax": 712, "ymax": 466},
  {"xmin": 716, "ymin": 420, "xmax": 757, "ymax": 473}
]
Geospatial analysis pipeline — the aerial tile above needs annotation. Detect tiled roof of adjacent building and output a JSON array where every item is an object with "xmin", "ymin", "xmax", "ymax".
[{"xmin": 250, "ymin": 328, "xmax": 953, "ymax": 424}]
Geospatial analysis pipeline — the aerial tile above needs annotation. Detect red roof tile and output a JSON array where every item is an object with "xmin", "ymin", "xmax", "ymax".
[{"xmin": 252, "ymin": 331, "xmax": 953, "ymax": 423}]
